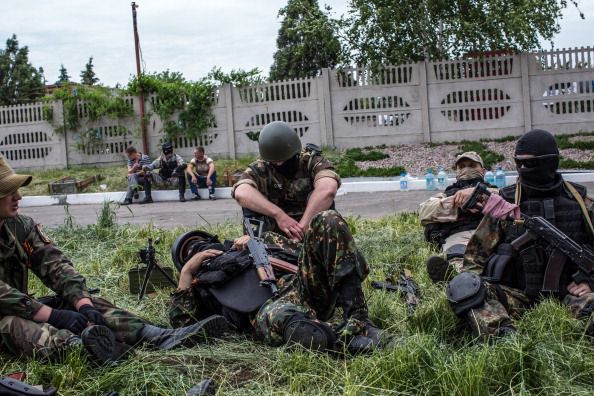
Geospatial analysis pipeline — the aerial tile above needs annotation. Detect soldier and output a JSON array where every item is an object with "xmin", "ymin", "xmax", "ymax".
[
  {"xmin": 0, "ymin": 157, "xmax": 230, "ymax": 363},
  {"xmin": 419, "ymin": 152, "xmax": 497, "ymax": 282},
  {"xmin": 446, "ymin": 130, "xmax": 594, "ymax": 339},
  {"xmin": 225, "ymin": 121, "xmax": 381, "ymax": 351},
  {"xmin": 143, "ymin": 142, "xmax": 187, "ymax": 202}
]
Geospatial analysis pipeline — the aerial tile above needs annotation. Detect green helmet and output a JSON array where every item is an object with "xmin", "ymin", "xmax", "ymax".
[{"xmin": 258, "ymin": 121, "xmax": 302, "ymax": 162}]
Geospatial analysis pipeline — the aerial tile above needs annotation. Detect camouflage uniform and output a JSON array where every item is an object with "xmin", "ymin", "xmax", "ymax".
[
  {"xmin": 459, "ymin": 182, "xmax": 594, "ymax": 337},
  {"xmin": 168, "ymin": 210, "xmax": 369, "ymax": 346},
  {"xmin": 231, "ymin": 146, "xmax": 341, "ymax": 235},
  {"xmin": 0, "ymin": 215, "xmax": 147, "ymax": 359}
]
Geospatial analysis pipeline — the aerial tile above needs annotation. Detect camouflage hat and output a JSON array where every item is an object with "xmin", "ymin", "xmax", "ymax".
[
  {"xmin": 0, "ymin": 156, "xmax": 32, "ymax": 199},
  {"xmin": 455, "ymin": 151, "xmax": 484, "ymax": 168}
]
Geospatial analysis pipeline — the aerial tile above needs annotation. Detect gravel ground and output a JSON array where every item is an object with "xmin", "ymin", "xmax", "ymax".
[{"xmin": 356, "ymin": 141, "xmax": 594, "ymax": 176}]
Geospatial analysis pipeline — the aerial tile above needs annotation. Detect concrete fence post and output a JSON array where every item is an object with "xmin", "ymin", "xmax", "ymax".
[
  {"xmin": 520, "ymin": 53, "xmax": 532, "ymax": 133},
  {"xmin": 223, "ymin": 84, "xmax": 236, "ymax": 159},
  {"xmin": 318, "ymin": 68, "xmax": 334, "ymax": 148},
  {"xmin": 419, "ymin": 60, "xmax": 432, "ymax": 142}
]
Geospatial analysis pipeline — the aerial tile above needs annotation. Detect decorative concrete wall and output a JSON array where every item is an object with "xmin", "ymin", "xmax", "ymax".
[{"xmin": 2, "ymin": 46, "xmax": 594, "ymax": 170}]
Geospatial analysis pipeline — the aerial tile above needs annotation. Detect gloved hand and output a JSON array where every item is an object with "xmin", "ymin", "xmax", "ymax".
[
  {"xmin": 79, "ymin": 304, "xmax": 107, "ymax": 326},
  {"xmin": 47, "ymin": 308, "xmax": 88, "ymax": 334}
]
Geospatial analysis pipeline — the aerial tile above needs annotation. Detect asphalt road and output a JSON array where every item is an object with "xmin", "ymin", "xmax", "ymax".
[
  {"xmin": 21, "ymin": 190, "xmax": 435, "ymax": 229},
  {"xmin": 21, "ymin": 182, "xmax": 594, "ymax": 229}
]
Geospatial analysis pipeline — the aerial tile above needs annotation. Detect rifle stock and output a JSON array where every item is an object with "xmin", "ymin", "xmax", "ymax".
[{"xmin": 244, "ymin": 218, "xmax": 279, "ymax": 295}]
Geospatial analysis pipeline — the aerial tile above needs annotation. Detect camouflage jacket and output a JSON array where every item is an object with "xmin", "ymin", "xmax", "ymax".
[
  {"xmin": 231, "ymin": 147, "xmax": 340, "ymax": 224},
  {"xmin": 0, "ymin": 215, "xmax": 90, "ymax": 319}
]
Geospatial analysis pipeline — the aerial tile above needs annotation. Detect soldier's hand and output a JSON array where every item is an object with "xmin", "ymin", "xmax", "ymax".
[
  {"xmin": 47, "ymin": 308, "xmax": 88, "ymax": 334},
  {"xmin": 276, "ymin": 212, "xmax": 304, "ymax": 241},
  {"xmin": 79, "ymin": 304, "xmax": 107, "ymax": 326},
  {"xmin": 232, "ymin": 235, "xmax": 251, "ymax": 250},
  {"xmin": 183, "ymin": 249, "xmax": 223, "ymax": 274},
  {"xmin": 567, "ymin": 281, "xmax": 592, "ymax": 297},
  {"xmin": 453, "ymin": 188, "xmax": 475, "ymax": 208}
]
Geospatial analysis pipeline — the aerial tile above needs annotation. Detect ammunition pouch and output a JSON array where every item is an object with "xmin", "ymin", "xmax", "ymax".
[
  {"xmin": 520, "ymin": 245, "xmax": 547, "ymax": 297},
  {"xmin": 445, "ymin": 244, "xmax": 466, "ymax": 260},
  {"xmin": 446, "ymin": 272, "xmax": 486, "ymax": 316},
  {"xmin": 482, "ymin": 243, "xmax": 513, "ymax": 283}
]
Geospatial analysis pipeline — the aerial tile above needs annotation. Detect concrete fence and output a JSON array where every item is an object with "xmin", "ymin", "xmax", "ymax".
[{"xmin": 2, "ymin": 46, "xmax": 594, "ymax": 170}]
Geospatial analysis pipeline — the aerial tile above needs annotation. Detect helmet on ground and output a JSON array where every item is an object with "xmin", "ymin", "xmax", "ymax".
[{"xmin": 258, "ymin": 121, "xmax": 302, "ymax": 162}]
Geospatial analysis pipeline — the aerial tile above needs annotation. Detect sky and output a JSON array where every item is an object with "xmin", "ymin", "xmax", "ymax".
[{"xmin": 2, "ymin": 0, "xmax": 592, "ymax": 87}]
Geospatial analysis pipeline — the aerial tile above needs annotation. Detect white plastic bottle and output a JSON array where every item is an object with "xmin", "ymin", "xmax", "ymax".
[
  {"xmin": 495, "ymin": 166, "xmax": 506, "ymax": 188},
  {"xmin": 399, "ymin": 172, "xmax": 409, "ymax": 192},
  {"xmin": 425, "ymin": 169, "xmax": 436, "ymax": 191},
  {"xmin": 484, "ymin": 168, "xmax": 495, "ymax": 186},
  {"xmin": 437, "ymin": 166, "xmax": 448, "ymax": 190}
]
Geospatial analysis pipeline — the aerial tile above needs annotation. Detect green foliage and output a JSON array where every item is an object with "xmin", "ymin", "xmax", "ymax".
[
  {"xmin": 457, "ymin": 141, "xmax": 504, "ymax": 170},
  {"xmin": 127, "ymin": 71, "xmax": 216, "ymax": 143},
  {"xmin": 270, "ymin": 0, "xmax": 345, "ymax": 80},
  {"xmin": 44, "ymin": 85, "xmax": 134, "ymax": 148},
  {"xmin": 555, "ymin": 131, "xmax": 594, "ymax": 150},
  {"xmin": 345, "ymin": 148, "xmax": 389, "ymax": 161},
  {"xmin": 57, "ymin": 64, "xmax": 70, "ymax": 85},
  {"xmin": 80, "ymin": 56, "xmax": 99, "ymax": 86},
  {"xmin": 559, "ymin": 157, "xmax": 594, "ymax": 170},
  {"xmin": 207, "ymin": 66, "xmax": 266, "ymax": 87},
  {"xmin": 0, "ymin": 34, "xmax": 45, "ymax": 105},
  {"xmin": 344, "ymin": 0, "xmax": 582, "ymax": 66},
  {"xmin": 8, "ymin": 213, "xmax": 594, "ymax": 394}
]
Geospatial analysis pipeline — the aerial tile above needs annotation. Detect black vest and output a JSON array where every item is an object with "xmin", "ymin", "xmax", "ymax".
[{"xmin": 497, "ymin": 177, "xmax": 590, "ymax": 296}]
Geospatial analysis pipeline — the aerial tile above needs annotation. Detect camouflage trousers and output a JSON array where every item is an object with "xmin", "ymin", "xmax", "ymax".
[
  {"xmin": 465, "ymin": 282, "xmax": 594, "ymax": 337},
  {"xmin": 0, "ymin": 297, "xmax": 147, "ymax": 359},
  {"xmin": 254, "ymin": 210, "xmax": 370, "ymax": 346}
]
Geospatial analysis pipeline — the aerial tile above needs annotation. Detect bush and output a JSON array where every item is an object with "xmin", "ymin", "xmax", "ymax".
[{"xmin": 345, "ymin": 148, "xmax": 389, "ymax": 161}]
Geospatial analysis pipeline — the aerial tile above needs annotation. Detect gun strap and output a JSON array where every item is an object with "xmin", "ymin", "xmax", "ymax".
[{"xmin": 564, "ymin": 181, "xmax": 594, "ymax": 240}]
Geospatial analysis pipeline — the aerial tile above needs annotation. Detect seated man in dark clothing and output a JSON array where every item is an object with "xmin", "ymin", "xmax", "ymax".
[{"xmin": 143, "ymin": 142, "xmax": 187, "ymax": 202}]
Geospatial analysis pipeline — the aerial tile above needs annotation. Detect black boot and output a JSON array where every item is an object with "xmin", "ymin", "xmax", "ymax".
[
  {"xmin": 426, "ymin": 255, "xmax": 455, "ymax": 283},
  {"xmin": 283, "ymin": 313, "xmax": 336, "ymax": 351},
  {"xmin": 337, "ymin": 274, "xmax": 383, "ymax": 352},
  {"xmin": 141, "ymin": 177, "xmax": 153, "ymax": 204},
  {"xmin": 80, "ymin": 325, "xmax": 116, "ymax": 364},
  {"xmin": 138, "ymin": 315, "xmax": 231, "ymax": 350}
]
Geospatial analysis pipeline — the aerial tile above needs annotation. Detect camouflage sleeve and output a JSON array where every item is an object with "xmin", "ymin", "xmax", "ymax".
[
  {"xmin": 463, "ymin": 216, "xmax": 505, "ymax": 272},
  {"xmin": 26, "ymin": 221, "xmax": 90, "ymax": 307},
  {"xmin": 418, "ymin": 193, "xmax": 456, "ymax": 225},
  {"xmin": 231, "ymin": 162, "xmax": 266, "ymax": 197},
  {"xmin": 310, "ymin": 155, "xmax": 340, "ymax": 187},
  {"xmin": 176, "ymin": 154, "xmax": 185, "ymax": 166},
  {"xmin": 168, "ymin": 287, "xmax": 201, "ymax": 328},
  {"xmin": 0, "ymin": 280, "xmax": 44, "ymax": 319}
]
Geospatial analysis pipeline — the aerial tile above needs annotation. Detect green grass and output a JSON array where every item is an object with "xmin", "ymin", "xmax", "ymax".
[{"xmin": 5, "ymin": 209, "xmax": 593, "ymax": 395}]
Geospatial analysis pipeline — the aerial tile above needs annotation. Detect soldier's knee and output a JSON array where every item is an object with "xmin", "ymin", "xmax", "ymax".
[
  {"xmin": 310, "ymin": 210, "xmax": 345, "ymax": 230},
  {"xmin": 446, "ymin": 272, "xmax": 487, "ymax": 316}
]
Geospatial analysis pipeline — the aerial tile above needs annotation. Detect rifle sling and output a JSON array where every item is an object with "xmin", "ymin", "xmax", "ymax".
[
  {"xmin": 542, "ymin": 249, "xmax": 567, "ymax": 292},
  {"xmin": 564, "ymin": 181, "xmax": 594, "ymax": 241}
]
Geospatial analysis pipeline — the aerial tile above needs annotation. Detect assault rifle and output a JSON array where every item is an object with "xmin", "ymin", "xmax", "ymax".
[
  {"xmin": 243, "ymin": 218, "xmax": 278, "ymax": 296},
  {"xmin": 371, "ymin": 271, "xmax": 421, "ymax": 313},
  {"xmin": 463, "ymin": 183, "xmax": 594, "ymax": 292}
]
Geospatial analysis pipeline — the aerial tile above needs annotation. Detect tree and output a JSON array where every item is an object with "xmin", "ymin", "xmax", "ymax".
[
  {"xmin": 344, "ymin": 0, "xmax": 584, "ymax": 66},
  {"xmin": 0, "ymin": 34, "xmax": 45, "ymax": 105},
  {"xmin": 80, "ymin": 57, "xmax": 99, "ymax": 86},
  {"xmin": 270, "ymin": 0, "xmax": 344, "ymax": 81},
  {"xmin": 56, "ymin": 64, "xmax": 70, "ymax": 85}
]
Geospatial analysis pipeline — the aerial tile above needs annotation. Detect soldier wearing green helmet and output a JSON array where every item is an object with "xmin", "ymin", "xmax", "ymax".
[{"xmin": 229, "ymin": 121, "xmax": 383, "ymax": 353}]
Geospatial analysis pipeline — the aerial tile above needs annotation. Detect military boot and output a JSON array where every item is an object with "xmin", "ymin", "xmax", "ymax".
[
  {"xmin": 80, "ymin": 325, "xmax": 116, "ymax": 364},
  {"xmin": 138, "ymin": 315, "xmax": 231, "ymax": 350},
  {"xmin": 426, "ymin": 255, "xmax": 455, "ymax": 283},
  {"xmin": 141, "ymin": 178, "xmax": 153, "ymax": 204},
  {"xmin": 337, "ymin": 274, "xmax": 383, "ymax": 353}
]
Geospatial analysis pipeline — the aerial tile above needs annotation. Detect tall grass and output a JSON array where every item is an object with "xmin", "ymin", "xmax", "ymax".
[{"xmin": 5, "ymin": 211, "xmax": 594, "ymax": 394}]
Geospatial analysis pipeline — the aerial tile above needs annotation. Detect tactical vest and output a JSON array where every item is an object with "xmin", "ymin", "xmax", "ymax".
[
  {"xmin": 0, "ymin": 216, "xmax": 33, "ymax": 293},
  {"xmin": 497, "ymin": 180, "xmax": 590, "ymax": 296},
  {"xmin": 159, "ymin": 156, "xmax": 179, "ymax": 179}
]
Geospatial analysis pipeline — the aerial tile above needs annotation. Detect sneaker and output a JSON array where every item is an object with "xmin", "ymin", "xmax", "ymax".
[
  {"xmin": 426, "ymin": 255, "xmax": 454, "ymax": 283},
  {"xmin": 192, "ymin": 194, "xmax": 201, "ymax": 201},
  {"xmin": 132, "ymin": 186, "xmax": 141, "ymax": 200},
  {"xmin": 140, "ymin": 197, "xmax": 153, "ymax": 204},
  {"xmin": 122, "ymin": 198, "xmax": 133, "ymax": 205},
  {"xmin": 179, "ymin": 195, "xmax": 186, "ymax": 203},
  {"xmin": 208, "ymin": 194, "xmax": 216, "ymax": 201}
]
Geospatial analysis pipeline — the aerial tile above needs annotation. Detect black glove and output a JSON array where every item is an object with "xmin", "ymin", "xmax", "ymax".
[
  {"xmin": 78, "ymin": 304, "xmax": 107, "ymax": 326},
  {"xmin": 47, "ymin": 309, "xmax": 87, "ymax": 334}
]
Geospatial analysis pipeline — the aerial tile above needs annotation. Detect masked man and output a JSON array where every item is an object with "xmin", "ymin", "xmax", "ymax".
[
  {"xmin": 419, "ymin": 152, "xmax": 497, "ymax": 282},
  {"xmin": 143, "ymin": 142, "xmax": 187, "ymax": 202},
  {"xmin": 447, "ymin": 130, "xmax": 594, "ymax": 339},
  {"xmin": 0, "ymin": 157, "xmax": 230, "ymax": 363},
  {"xmin": 221, "ymin": 121, "xmax": 381, "ymax": 351}
]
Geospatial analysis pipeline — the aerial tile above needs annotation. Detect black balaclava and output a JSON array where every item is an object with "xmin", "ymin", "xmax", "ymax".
[
  {"xmin": 272, "ymin": 154, "xmax": 300, "ymax": 178},
  {"xmin": 515, "ymin": 129, "xmax": 559, "ymax": 188}
]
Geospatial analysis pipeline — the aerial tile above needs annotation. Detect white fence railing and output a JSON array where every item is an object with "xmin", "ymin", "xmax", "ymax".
[{"xmin": 2, "ymin": 47, "xmax": 594, "ymax": 170}]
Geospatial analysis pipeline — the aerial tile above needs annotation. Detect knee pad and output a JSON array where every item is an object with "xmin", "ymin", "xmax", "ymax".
[
  {"xmin": 283, "ymin": 314, "xmax": 336, "ymax": 351},
  {"xmin": 445, "ymin": 244, "xmax": 466, "ymax": 260},
  {"xmin": 446, "ymin": 272, "xmax": 486, "ymax": 316}
]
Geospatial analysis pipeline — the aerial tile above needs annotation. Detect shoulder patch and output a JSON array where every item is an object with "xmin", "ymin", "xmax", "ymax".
[{"xmin": 34, "ymin": 224, "xmax": 52, "ymax": 244}]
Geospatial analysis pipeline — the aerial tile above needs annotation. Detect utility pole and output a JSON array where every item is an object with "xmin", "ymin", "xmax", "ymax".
[{"xmin": 132, "ymin": 2, "xmax": 148, "ymax": 153}]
